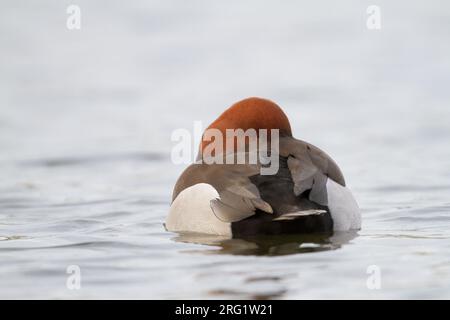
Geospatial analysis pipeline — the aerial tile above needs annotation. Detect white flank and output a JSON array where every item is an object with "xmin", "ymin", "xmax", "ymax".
[
  {"xmin": 326, "ymin": 179, "xmax": 361, "ymax": 231},
  {"xmin": 166, "ymin": 183, "xmax": 232, "ymax": 236}
]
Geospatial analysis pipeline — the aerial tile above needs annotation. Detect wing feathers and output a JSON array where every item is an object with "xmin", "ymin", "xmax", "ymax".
[
  {"xmin": 272, "ymin": 209, "xmax": 326, "ymax": 221},
  {"xmin": 210, "ymin": 190, "xmax": 273, "ymax": 223}
]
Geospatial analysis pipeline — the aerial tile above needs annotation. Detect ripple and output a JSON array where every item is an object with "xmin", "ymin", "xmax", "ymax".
[
  {"xmin": 367, "ymin": 233, "xmax": 449, "ymax": 240},
  {"xmin": 0, "ymin": 198, "xmax": 124, "ymax": 211},
  {"xmin": 0, "ymin": 240, "xmax": 146, "ymax": 251},
  {"xmin": 49, "ymin": 199, "xmax": 123, "ymax": 208},
  {"xmin": 371, "ymin": 185, "xmax": 450, "ymax": 192},
  {"xmin": 208, "ymin": 287, "xmax": 287, "ymax": 300},
  {"xmin": 19, "ymin": 151, "xmax": 166, "ymax": 168},
  {"xmin": 0, "ymin": 235, "xmax": 26, "ymax": 241}
]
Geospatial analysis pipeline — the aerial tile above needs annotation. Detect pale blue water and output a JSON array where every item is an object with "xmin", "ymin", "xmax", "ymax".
[{"xmin": 0, "ymin": 0, "xmax": 449, "ymax": 299}]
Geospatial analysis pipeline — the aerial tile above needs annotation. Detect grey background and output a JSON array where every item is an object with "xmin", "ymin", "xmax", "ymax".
[{"xmin": 0, "ymin": 1, "xmax": 449, "ymax": 299}]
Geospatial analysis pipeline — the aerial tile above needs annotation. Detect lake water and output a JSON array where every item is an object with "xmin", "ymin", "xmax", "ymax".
[{"xmin": 1, "ymin": 0, "xmax": 449, "ymax": 299}]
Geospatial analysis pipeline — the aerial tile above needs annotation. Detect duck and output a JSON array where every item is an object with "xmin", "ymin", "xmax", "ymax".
[{"xmin": 166, "ymin": 97, "xmax": 361, "ymax": 237}]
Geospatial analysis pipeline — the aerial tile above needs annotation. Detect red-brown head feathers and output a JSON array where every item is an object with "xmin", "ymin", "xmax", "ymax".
[{"xmin": 199, "ymin": 97, "xmax": 292, "ymax": 155}]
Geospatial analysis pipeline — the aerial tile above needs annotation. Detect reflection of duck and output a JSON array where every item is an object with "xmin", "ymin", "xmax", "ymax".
[
  {"xmin": 173, "ymin": 231, "xmax": 359, "ymax": 256},
  {"xmin": 166, "ymin": 97, "xmax": 361, "ymax": 237}
]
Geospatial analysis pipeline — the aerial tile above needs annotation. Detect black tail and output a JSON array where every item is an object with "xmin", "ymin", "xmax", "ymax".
[{"xmin": 232, "ymin": 157, "xmax": 333, "ymax": 236}]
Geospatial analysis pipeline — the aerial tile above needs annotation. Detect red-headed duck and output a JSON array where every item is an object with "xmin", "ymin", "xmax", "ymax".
[{"xmin": 166, "ymin": 97, "xmax": 361, "ymax": 236}]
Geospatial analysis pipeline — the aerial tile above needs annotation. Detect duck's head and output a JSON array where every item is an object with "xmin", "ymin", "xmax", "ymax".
[{"xmin": 198, "ymin": 97, "xmax": 292, "ymax": 159}]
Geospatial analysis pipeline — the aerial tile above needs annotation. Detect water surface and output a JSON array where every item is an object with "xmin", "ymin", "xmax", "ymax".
[{"xmin": 1, "ymin": 0, "xmax": 449, "ymax": 299}]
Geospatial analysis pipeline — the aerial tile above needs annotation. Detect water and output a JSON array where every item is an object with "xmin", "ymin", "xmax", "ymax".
[{"xmin": 1, "ymin": 0, "xmax": 450, "ymax": 299}]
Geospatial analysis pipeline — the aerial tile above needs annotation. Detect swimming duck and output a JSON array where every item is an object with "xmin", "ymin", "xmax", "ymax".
[{"xmin": 166, "ymin": 97, "xmax": 361, "ymax": 237}]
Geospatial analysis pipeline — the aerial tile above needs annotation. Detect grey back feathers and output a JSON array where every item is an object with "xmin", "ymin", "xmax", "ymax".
[{"xmin": 172, "ymin": 137, "xmax": 345, "ymax": 225}]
